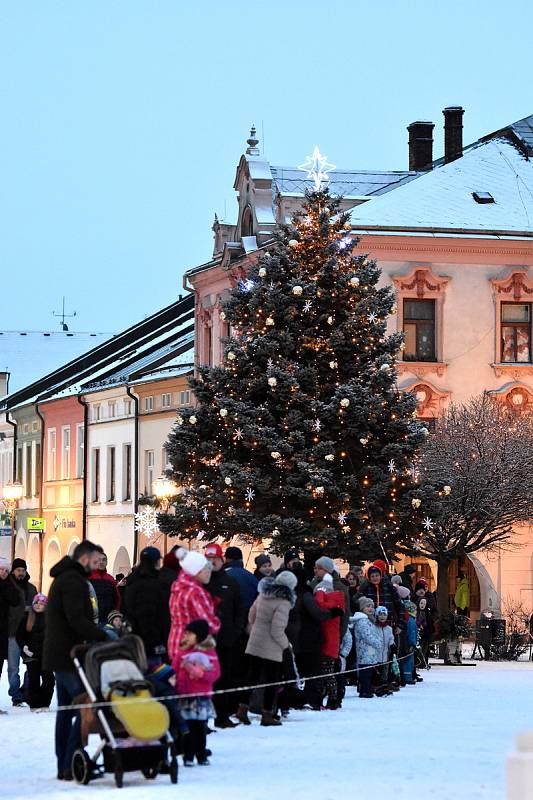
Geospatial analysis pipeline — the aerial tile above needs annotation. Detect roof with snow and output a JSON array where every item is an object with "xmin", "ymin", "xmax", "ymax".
[
  {"xmin": 270, "ymin": 167, "xmax": 419, "ymax": 198},
  {"xmin": 348, "ymin": 122, "xmax": 533, "ymax": 236},
  {"xmin": 0, "ymin": 331, "xmax": 115, "ymax": 396}
]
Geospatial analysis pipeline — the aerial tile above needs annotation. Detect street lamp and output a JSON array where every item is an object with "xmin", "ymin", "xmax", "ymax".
[
  {"xmin": 1, "ymin": 482, "xmax": 23, "ymax": 561},
  {"xmin": 153, "ymin": 476, "xmax": 178, "ymax": 554}
]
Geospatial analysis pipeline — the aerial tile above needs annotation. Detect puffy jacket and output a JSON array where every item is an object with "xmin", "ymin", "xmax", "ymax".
[
  {"xmin": 360, "ymin": 574, "xmax": 404, "ymax": 628},
  {"xmin": 352, "ymin": 612, "xmax": 382, "ymax": 666},
  {"xmin": 246, "ymin": 578, "xmax": 294, "ymax": 663},
  {"xmin": 223, "ymin": 562, "xmax": 258, "ymax": 611},
  {"xmin": 375, "ymin": 622, "xmax": 395, "ymax": 664},
  {"xmin": 89, "ymin": 569, "xmax": 120, "ymax": 624},
  {"xmin": 173, "ymin": 636, "xmax": 221, "ymax": 697},
  {"xmin": 454, "ymin": 578, "xmax": 470, "ymax": 610},
  {"xmin": 168, "ymin": 571, "xmax": 221, "ymax": 663},
  {"xmin": 207, "ymin": 568, "xmax": 246, "ymax": 647},
  {"xmin": 42, "ymin": 557, "xmax": 107, "ymax": 672},
  {"xmin": 123, "ymin": 564, "xmax": 169, "ymax": 656},
  {"xmin": 16, "ymin": 611, "xmax": 47, "ymax": 663},
  {"xmin": 8, "ymin": 573, "xmax": 37, "ymax": 637},
  {"xmin": 297, "ymin": 589, "xmax": 330, "ymax": 654},
  {"xmin": 314, "ymin": 590, "xmax": 345, "ymax": 659}
]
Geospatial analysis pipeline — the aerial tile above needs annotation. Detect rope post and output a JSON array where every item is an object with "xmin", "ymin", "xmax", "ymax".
[{"xmin": 507, "ymin": 732, "xmax": 533, "ymax": 799}]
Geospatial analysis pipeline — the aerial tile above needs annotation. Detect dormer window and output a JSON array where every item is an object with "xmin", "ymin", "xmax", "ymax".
[{"xmin": 472, "ymin": 191, "xmax": 495, "ymax": 204}]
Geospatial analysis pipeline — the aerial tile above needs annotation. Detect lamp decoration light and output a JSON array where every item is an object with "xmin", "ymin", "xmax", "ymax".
[
  {"xmin": 298, "ymin": 146, "xmax": 336, "ymax": 191},
  {"xmin": 2, "ymin": 482, "xmax": 23, "ymax": 505},
  {"xmin": 153, "ymin": 475, "xmax": 178, "ymax": 501}
]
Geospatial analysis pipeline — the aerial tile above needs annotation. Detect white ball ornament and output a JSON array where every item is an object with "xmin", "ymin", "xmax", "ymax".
[
  {"xmin": 225, "ymin": 477, "xmax": 232, "ymax": 486},
  {"xmin": 315, "ymin": 486, "xmax": 325, "ymax": 496},
  {"xmin": 271, "ymin": 451, "xmax": 281, "ymax": 460},
  {"xmin": 359, "ymin": 437, "xmax": 368, "ymax": 445},
  {"xmin": 268, "ymin": 377, "xmax": 277, "ymax": 388},
  {"xmin": 227, "ymin": 351, "xmax": 236, "ymax": 361},
  {"xmin": 258, "ymin": 267, "xmax": 267, "ymax": 278},
  {"xmin": 340, "ymin": 398, "xmax": 350, "ymax": 408},
  {"xmin": 443, "ymin": 485, "xmax": 452, "ymax": 495},
  {"xmin": 412, "ymin": 498, "xmax": 422, "ymax": 509},
  {"xmin": 266, "ymin": 317, "xmax": 275, "ymax": 327},
  {"xmin": 329, "ymin": 361, "xmax": 338, "ymax": 369},
  {"xmin": 189, "ymin": 415, "xmax": 197, "ymax": 425},
  {"xmin": 292, "ymin": 285, "xmax": 303, "ymax": 296},
  {"xmin": 176, "ymin": 415, "xmax": 183, "ymax": 426},
  {"xmin": 380, "ymin": 363, "xmax": 391, "ymax": 372},
  {"xmin": 327, "ymin": 316, "xmax": 334, "ymax": 325},
  {"xmin": 349, "ymin": 276, "xmax": 360, "ymax": 287},
  {"xmin": 220, "ymin": 408, "xmax": 228, "ymax": 418},
  {"xmin": 220, "ymin": 311, "xmax": 226, "ymax": 321},
  {"xmin": 288, "ymin": 239, "xmax": 299, "ymax": 248},
  {"xmin": 325, "ymin": 454, "xmax": 335, "ymax": 462}
]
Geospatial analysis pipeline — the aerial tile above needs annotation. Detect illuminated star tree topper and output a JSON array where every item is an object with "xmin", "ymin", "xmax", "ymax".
[{"xmin": 298, "ymin": 145, "xmax": 336, "ymax": 191}]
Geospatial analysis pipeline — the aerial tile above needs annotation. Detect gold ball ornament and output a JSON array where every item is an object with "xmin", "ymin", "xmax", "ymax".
[
  {"xmin": 340, "ymin": 398, "xmax": 350, "ymax": 408},
  {"xmin": 268, "ymin": 377, "xmax": 277, "ymax": 388},
  {"xmin": 292, "ymin": 285, "xmax": 303, "ymax": 296},
  {"xmin": 411, "ymin": 498, "xmax": 422, "ymax": 509},
  {"xmin": 344, "ymin": 222, "xmax": 352, "ymax": 230},
  {"xmin": 189, "ymin": 415, "xmax": 197, "ymax": 425},
  {"xmin": 266, "ymin": 317, "xmax": 275, "ymax": 327}
]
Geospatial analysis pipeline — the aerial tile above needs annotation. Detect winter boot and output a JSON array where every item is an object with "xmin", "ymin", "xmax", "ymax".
[
  {"xmin": 235, "ymin": 703, "xmax": 251, "ymax": 725},
  {"xmin": 260, "ymin": 711, "xmax": 282, "ymax": 727}
]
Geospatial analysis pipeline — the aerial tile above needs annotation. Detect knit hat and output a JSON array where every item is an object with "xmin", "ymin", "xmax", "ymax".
[
  {"xmin": 397, "ymin": 585, "xmax": 411, "ymax": 600},
  {"xmin": 140, "ymin": 546, "xmax": 161, "ymax": 565},
  {"xmin": 0, "ymin": 556, "xmax": 11, "ymax": 571},
  {"xmin": 314, "ymin": 573, "xmax": 334, "ymax": 593},
  {"xmin": 162, "ymin": 550, "xmax": 180, "ymax": 571},
  {"xmin": 32, "ymin": 593, "xmax": 47, "ymax": 607},
  {"xmin": 315, "ymin": 555, "xmax": 335, "ymax": 574},
  {"xmin": 358, "ymin": 596, "xmax": 374, "ymax": 612},
  {"xmin": 205, "ymin": 543, "xmax": 224, "ymax": 558},
  {"xmin": 107, "ymin": 610, "xmax": 123, "ymax": 624},
  {"xmin": 404, "ymin": 600, "xmax": 417, "ymax": 615},
  {"xmin": 225, "ymin": 546, "xmax": 243, "ymax": 561},
  {"xmin": 284, "ymin": 549, "xmax": 299, "ymax": 565},
  {"xmin": 177, "ymin": 547, "xmax": 209, "ymax": 576},
  {"xmin": 404, "ymin": 564, "xmax": 417, "ymax": 574},
  {"xmin": 375, "ymin": 605, "xmax": 388, "ymax": 618},
  {"xmin": 373, "ymin": 559, "xmax": 388, "ymax": 575},
  {"xmin": 11, "ymin": 558, "xmax": 27, "ymax": 571},
  {"xmin": 391, "ymin": 575, "xmax": 402, "ymax": 585},
  {"xmin": 185, "ymin": 619, "xmax": 210, "ymax": 643},
  {"xmin": 414, "ymin": 581, "xmax": 428, "ymax": 593},
  {"xmin": 255, "ymin": 554, "xmax": 272, "ymax": 568},
  {"xmin": 275, "ymin": 570, "xmax": 298, "ymax": 590}
]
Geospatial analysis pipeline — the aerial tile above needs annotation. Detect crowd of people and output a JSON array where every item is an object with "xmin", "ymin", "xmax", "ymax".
[{"xmin": 0, "ymin": 541, "xmax": 445, "ymax": 780}]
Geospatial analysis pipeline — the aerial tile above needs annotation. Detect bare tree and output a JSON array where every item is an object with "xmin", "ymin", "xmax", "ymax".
[{"xmin": 400, "ymin": 395, "xmax": 533, "ymax": 614}]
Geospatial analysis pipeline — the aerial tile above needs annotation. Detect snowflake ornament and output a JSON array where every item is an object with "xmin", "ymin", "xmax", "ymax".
[
  {"xmin": 367, "ymin": 312, "xmax": 379, "ymax": 324},
  {"xmin": 234, "ymin": 428, "xmax": 244, "ymax": 441},
  {"xmin": 388, "ymin": 459, "xmax": 396, "ymax": 474},
  {"xmin": 303, "ymin": 300, "xmax": 313, "ymax": 313},
  {"xmin": 338, "ymin": 511, "xmax": 347, "ymax": 525},
  {"xmin": 298, "ymin": 146, "xmax": 336, "ymax": 191},
  {"xmin": 202, "ymin": 508, "xmax": 209, "ymax": 521},
  {"xmin": 134, "ymin": 508, "xmax": 158, "ymax": 540},
  {"xmin": 267, "ymin": 358, "xmax": 274, "ymax": 371},
  {"xmin": 422, "ymin": 516, "xmax": 434, "ymax": 531},
  {"xmin": 245, "ymin": 487, "xmax": 255, "ymax": 502},
  {"xmin": 312, "ymin": 418, "xmax": 322, "ymax": 432}
]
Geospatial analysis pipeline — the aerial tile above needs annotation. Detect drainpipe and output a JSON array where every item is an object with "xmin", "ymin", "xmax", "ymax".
[
  {"xmin": 34, "ymin": 401, "xmax": 45, "ymax": 591},
  {"xmin": 5, "ymin": 411, "xmax": 18, "ymax": 562},
  {"xmin": 77, "ymin": 395, "xmax": 89, "ymax": 541},
  {"xmin": 126, "ymin": 386, "xmax": 139, "ymax": 564}
]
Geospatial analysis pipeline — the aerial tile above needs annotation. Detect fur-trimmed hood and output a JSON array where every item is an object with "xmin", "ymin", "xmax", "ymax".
[{"xmin": 258, "ymin": 577, "xmax": 296, "ymax": 607}]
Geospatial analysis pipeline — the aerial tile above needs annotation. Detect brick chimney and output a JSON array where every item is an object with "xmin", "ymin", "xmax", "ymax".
[
  {"xmin": 407, "ymin": 121, "xmax": 434, "ymax": 171},
  {"xmin": 443, "ymin": 106, "xmax": 464, "ymax": 163}
]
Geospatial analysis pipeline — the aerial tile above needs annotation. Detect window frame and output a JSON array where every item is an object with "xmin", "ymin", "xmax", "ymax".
[
  {"xmin": 92, "ymin": 448, "xmax": 100, "ymax": 503},
  {"xmin": 47, "ymin": 428, "xmax": 57, "ymax": 481},
  {"xmin": 500, "ymin": 301, "xmax": 532, "ymax": 364},
  {"xmin": 61, "ymin": 425, "xmax": 71, "ymax": 480},
  {"xmin": 107, "ymin": 446, "xmax": 116, "ymax": 501},
  {"xmin": 402, "ymin": 298, "xmax": 437, "ymax": 363}
]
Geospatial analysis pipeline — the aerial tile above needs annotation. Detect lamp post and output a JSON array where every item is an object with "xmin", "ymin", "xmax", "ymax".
[
  {"xmin": 1, "ymin": 482, "xmax": 23, "ymax": 562},
  {"xmin": 153, "ymin": 476, "xmax": 178, "ymax": 554}
]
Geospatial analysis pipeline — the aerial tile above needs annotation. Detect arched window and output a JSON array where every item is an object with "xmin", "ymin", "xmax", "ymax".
[{"xmin": 241, "ymin": 207, "xmax": 254, "ymax": 238}]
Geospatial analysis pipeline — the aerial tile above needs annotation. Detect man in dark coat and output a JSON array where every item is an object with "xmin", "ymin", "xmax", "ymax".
[
  {"xmin": 43, "ymin": 541, "xmax": 107, "ymax": 780},
  {"xmin": 123, "ymin": 547, "xmax": 169, "ymax": 657},
  {"xmin": 0, "ymin": 556, "xmax": 20, "ymax": 710},
  {"xmin": 223, "ymin": 546, "xmax": 258, "ymax": 611},
  {"xmin": 360, "ymin": 565, "xmax": 404, "ymax": 629},
  {"xmin": 8, "ymin": 558, "xmax": 37, "ymax": 706},
  {"xmin": 399, "ymin": 564, "xmax": 417, "ymax": 595},
  {"xmin": 205, "ymin": 543, "xmax": 246, "ymax": 728},
  {"xmin": 88, "ymin": 551, "xmax": 120, "ymax": 624}
]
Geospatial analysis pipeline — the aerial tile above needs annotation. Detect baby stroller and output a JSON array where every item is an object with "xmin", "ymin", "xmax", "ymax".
[{"xmin": 70, "ymin": 635, "xmax": 178, "ymax": 787}]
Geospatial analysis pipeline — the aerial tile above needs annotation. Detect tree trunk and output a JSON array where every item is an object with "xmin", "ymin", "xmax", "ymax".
[{"xmin": 436, "ymin": 559, "xmax": 451, "ymax": 618}]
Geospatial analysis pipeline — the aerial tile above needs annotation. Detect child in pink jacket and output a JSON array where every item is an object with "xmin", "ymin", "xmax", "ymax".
[{"xmin": 172, "ymin": 619, "xmax": 220, "ymax": 767}]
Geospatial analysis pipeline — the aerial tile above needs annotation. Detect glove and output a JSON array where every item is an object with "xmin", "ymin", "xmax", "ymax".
[
  {"xmin": 329, "ymin": 607, "xmax": 344, "ymax": 618},
  {"xmin": 23, "ymin": 645, "xmax": 34, "ymax": 658}
]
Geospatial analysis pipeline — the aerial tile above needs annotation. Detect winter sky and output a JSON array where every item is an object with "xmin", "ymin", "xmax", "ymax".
[{"xmin": 1, "ymin": 0, "xmax": 532, "ymax": 333}]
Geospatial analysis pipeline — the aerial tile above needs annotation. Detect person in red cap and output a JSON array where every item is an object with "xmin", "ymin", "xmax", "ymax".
[
  {"xmin": 372, "ymin": 559, "xmax": 389, "ymax": 576},
  {"xmin": 205, "ymin": 544, "xmax": 246, "ymax": 728}
]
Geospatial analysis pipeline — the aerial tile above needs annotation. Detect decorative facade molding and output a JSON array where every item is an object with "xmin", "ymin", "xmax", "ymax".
[
  {"xmin": 491, "ymin": 268, "xmax": 533, "ymax": 301},
  {"xmin": 489, "ymin": 382, "xmax": 533, "ymax": 414},
  {"xmin": 393, "ymin": 265, "xmax": 449, "ymax": 299},
  {"xmin": 393, "ymin": 265, "xmax": 450, "ymax": 366},
  {"xmin": 491, "ymin": 363, "xmax": 533, "ymax": 379},
  {"xmin": 402, "ymin": 380, "xmax": 450, "ymax": 418},
  {"xmin": 396, "ymin": 361, "xmax": 448, "ymax": 378}
]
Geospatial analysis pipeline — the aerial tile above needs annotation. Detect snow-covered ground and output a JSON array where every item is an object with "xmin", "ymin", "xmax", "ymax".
[{"xmin": 2, "ymin": 661, "xmax": 532, "ymax": 799}]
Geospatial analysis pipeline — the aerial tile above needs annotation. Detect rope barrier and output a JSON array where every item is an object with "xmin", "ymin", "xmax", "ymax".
[{"xmin": 11, "ymin": 650, "xmax": 419, "ymax": 714}]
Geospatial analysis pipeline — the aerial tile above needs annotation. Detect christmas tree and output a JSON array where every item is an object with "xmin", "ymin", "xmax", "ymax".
[{"xmin": 160, "ymin": 189, "xmax": 426, "ymax": 561}]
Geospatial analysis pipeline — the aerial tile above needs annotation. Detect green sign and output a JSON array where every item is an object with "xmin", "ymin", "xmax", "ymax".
[{"xmin": 28, "ymin": 517, "xmax": 45, "ymax": 532}]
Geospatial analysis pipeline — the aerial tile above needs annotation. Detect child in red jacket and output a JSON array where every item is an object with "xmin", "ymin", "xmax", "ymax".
[
  {"xmin": 173, "ymin": 619, "xmax": 221, "ymax": 767},
  {"xmin": 314, "ymin": 574, "xmax": 345, "ymax": 710}
]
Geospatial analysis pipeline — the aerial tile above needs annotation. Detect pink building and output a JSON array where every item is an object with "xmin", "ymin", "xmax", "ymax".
[{"xmin": 185, "ymin": 110, "xmax": 533, "ymax": 615}]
